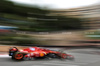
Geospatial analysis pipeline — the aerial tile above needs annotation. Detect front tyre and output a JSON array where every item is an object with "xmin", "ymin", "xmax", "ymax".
[
  {"xmin": 61, "ymin": 53, "xmax": 67, "ymax": 59},
  {"xmin": 67, "ymin": 55, "xmax": 74, "ymax": 60}
]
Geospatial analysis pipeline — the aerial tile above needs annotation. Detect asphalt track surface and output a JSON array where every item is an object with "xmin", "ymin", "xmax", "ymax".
[{"xmin": 0, "ymin": 48, "xmax": 100, "ymax": 66}]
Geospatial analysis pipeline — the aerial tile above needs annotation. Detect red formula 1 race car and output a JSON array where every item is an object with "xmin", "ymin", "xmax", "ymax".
[{"xmin": 9, "ymin": 47, "xmax": 74, "ymax": 60}]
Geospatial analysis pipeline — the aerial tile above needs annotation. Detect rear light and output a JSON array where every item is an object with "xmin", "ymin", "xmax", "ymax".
[
  {"xmin": 12, "ymin": 48, "xmax": 17, "ymax": 51},
  {"xmin": 9, "ymin": 47, "xmax": 18, "ymax": 56},
  {"xmin": 9, "ymin": 47, "xmax": 18, "ymax": 52}
]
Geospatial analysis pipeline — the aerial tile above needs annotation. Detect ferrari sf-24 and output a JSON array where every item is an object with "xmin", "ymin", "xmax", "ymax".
[{"xmin": 9, "ymin": 47, "xmax": 74, "ymax": 60}]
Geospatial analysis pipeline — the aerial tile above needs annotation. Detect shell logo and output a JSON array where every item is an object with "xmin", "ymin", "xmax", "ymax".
[{"xmin": 40, "ymin": 53, "xmax": 44, "ymax": 57}]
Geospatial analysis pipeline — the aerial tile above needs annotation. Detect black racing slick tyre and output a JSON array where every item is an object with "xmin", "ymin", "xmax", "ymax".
[
  {"xmin": 12, "ymin": 52, "xmax": 25, "ymax": 61},
  {"xmin": 66, "ymin": 55, "xmax": 74, "ymax": 60},
  {"xmin": 45, "ymin": 53, "xmax": 59, "ymax": 59}
]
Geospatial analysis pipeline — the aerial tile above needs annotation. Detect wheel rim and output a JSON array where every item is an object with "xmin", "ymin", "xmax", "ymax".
[
  {"xmin": 61, "ymin": 54, "xmax": 67, "ymax": 59},
  {"xmin": 15, "ymin": 53, "xmax": 23, "ymax": 60}
]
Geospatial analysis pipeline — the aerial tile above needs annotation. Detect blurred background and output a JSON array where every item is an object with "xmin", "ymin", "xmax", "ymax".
[{"xmin": 0, "ymin": 0, "xmax": 100, "ymax": 47}]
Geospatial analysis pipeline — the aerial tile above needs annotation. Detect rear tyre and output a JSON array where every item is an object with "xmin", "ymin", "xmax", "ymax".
[{"xmin": 12, "ymin": 52, "xmax": 25, "ymax": 60}]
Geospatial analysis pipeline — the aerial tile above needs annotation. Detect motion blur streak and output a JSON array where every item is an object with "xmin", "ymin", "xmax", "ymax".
[{"xmin": 0, "ymin": 1, "xmax": 100, "ymax": 66}]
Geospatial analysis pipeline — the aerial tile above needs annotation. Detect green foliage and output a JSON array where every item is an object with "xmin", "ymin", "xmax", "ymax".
[
  {"xmin": 13, "ymin": 38, "xmax": 34, "ymax": 45},
  {"xmin": 0, "ymin": 0, "xmax": 83, "ymax": 32},
  {"xmin": 0, "ymin": 0, "xmax": 48, "ymax": 16}
]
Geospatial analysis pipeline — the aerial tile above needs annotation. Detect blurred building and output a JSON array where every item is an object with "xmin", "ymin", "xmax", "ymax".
[{"xmin": 50, "ymin": 4, "xmax": 100, "ymax": 29}]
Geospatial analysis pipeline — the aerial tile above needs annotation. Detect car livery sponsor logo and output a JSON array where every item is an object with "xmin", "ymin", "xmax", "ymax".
[{"xmin": 43, "ymin": 52, "xmax": 47, "ymax": 55}]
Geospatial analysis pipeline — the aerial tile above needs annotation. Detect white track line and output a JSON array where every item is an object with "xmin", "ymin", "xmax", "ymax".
[
  {"xmin": 0, "ymin": 54, "xmax": 9, "ymax": 57},
  {"xmin": 42, "ymin": 63, "xmax": 79, "ymax": 66}
]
